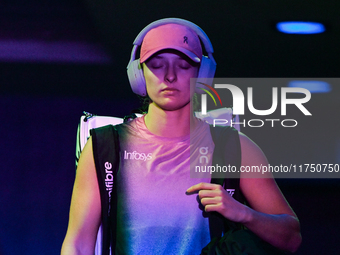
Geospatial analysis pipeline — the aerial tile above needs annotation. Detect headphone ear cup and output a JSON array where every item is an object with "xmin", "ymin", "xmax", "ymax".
[
  {"xmin": 127, "ymin": 59, "xmax": 147, "ymax": 96},
  {"xmin": 195, "ymin": 56, "xmax": 217, "ymax": 93}
]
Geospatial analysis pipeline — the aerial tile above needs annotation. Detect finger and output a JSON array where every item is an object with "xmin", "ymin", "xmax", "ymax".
[
  {"xmin": 186, "ymin": 182, "xmax": 218, "ymax": 195},
  {"xmin": 200, "ymin": 197, "xmax": 222, "ymax": 206},
  {"xmin": 204, "ymin": 203, "xmax": 223, "ymax": 213},
  {"xmin": 198, "ymin": 189, "xmax": 221, "ymax": 199}
]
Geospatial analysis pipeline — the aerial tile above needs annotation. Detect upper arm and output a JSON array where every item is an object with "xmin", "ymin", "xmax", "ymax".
[
  {"xmin": 62, "ymin": 136, "xmax": 101, "ymax": 254},
  {"xmin": 239, "ymin": 133, "xmax": 297, "ymax": 217}
]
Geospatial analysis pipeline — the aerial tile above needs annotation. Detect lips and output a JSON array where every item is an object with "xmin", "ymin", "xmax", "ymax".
[
  {"xmin": 160, "ymin": 88, "xmax": 179, "ymax": 96},
  {"xmin": 161, "ymin": 87, "xmax": 178, "ymax": 92}
]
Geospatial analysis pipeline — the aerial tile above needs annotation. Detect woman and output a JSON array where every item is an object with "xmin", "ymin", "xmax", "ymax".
[{"xmin": 61, "ymin": 19, "xmax": 301, "ymax": 254}]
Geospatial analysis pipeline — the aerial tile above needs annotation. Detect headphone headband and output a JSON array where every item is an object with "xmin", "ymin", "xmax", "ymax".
[{"xmin": 133, "ymin": 18, "xmax": 214, "ymax": 54}]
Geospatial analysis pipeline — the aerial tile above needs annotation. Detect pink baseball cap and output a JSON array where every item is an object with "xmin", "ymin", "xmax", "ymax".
[{"xmin": 140, "ymin": 23, "xmax": 203, "ymax": 63}]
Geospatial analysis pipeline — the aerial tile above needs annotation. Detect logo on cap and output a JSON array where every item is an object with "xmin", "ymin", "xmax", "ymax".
[{"xmin": 183, "ymin": 36, "xmax": 188, "ymax": 44}]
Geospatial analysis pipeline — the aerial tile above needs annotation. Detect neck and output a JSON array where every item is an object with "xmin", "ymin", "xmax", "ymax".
[{"xmin": 144, "ymin": 102, "xmax": 198, "ymax": 137}]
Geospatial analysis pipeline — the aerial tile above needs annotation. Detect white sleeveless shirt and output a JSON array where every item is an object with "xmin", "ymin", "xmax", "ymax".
[{"xmin": 115, "ymin": 116, "xmax": 214, "ymax": 254}]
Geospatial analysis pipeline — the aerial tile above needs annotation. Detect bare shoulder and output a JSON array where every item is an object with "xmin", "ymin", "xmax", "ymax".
[
  {"xmin": 238, "ymin": 132, "xmax": 268, "ymax": 167},
  {"xmin": 74, "ymin": 137, "xmax": 99, "ymax": 200},
  {"xmin": 75, "ymin": 137, "xmax": 99, "ymax": 187},
  {"xmin": 238, "ymin": 132, "xmax": 296, "ymax": 216},
  {"xmin": 70, "ymin": 136, "xmax": 101, "ymax": 226}
]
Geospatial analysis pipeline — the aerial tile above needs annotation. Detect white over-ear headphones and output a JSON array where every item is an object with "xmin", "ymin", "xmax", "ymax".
[{"xmin": 126, "ymin": 18, "xmax": 217, "ymax": 96}]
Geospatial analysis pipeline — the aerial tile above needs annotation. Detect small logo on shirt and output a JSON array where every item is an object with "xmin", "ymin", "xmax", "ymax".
[
  {"xmin": 226, "ymin": 189, "xmax": 235, "ymax": 197},
  {"xmin": 124, "ymin": 150, "xmax": 152, "ymax": 161}
]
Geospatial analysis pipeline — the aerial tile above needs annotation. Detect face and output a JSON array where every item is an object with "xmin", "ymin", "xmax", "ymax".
[{"xmin": 143, "ymin": 50, "xmax": 199, "ymax": 111}]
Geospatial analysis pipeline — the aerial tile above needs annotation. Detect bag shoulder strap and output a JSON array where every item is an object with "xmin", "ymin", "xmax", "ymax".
[
  {"xmin": 91, "ymin": 124, "xmax": 120, "ymax": 255},
  {"xmin": 209, "ymin": 125, "xmax": 243, "ymax": 200},
  {"xmin": 208, "ymin": 125, "xmax": 244, "ymax": 239}
]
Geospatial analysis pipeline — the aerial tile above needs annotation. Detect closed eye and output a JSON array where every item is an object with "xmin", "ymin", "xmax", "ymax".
[
  {"xmin": 150, "ymin": 64, "xmax": 164, "ymax": 69},
  {"xmin": 178, "ymin": 64, "xmax": 191, "ymax": 70}
]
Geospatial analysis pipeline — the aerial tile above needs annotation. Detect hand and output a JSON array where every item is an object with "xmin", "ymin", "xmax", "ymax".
[{"xmin": 186, "ymin": 182, "xmax": 250, "ymax": 223}]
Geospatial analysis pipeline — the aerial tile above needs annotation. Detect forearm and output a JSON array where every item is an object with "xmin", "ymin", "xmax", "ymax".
[{"xmin": 242, "ymin": 206, "xmax": 302, "ymax": 253}]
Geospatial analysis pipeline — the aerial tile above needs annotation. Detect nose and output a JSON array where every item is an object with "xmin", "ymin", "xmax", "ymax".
[{"xmin": 165, "ymin": 64, "xmax": 177, "ymax": 83}]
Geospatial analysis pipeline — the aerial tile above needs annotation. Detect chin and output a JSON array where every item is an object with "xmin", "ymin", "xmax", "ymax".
[{"xmin": 158, "ymin": 100, "xmax": 191, "ymax": 111}]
